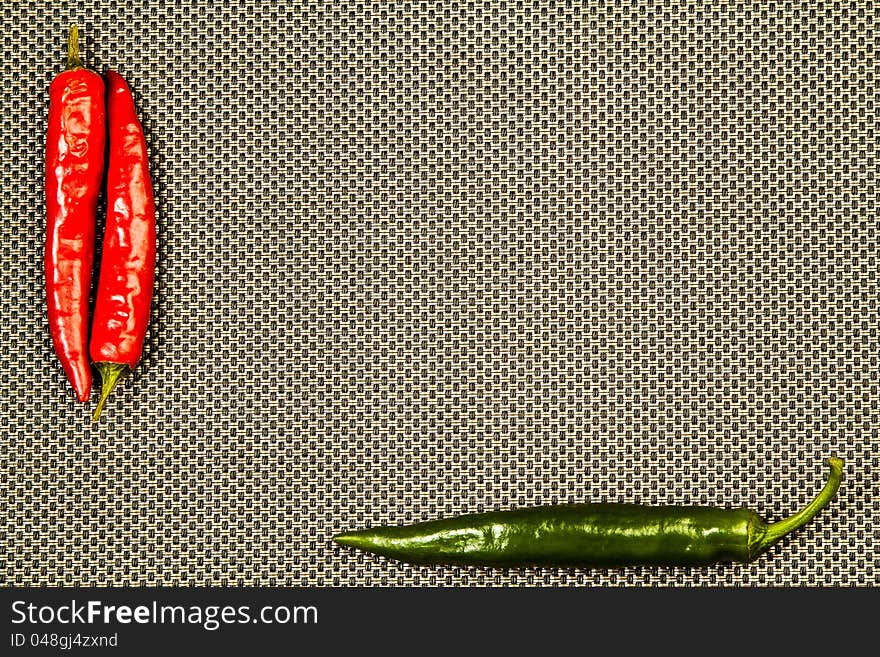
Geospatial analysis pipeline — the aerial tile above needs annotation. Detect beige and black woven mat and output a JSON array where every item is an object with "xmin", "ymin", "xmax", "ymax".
[{"xmin": 1, "ymin": 1, "xmax": 876, "ymax": 586}]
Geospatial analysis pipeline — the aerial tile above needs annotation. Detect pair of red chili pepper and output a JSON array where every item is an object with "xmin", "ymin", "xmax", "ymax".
[{"xmin": 45, "ymin": 25, "xmax": 155, "ymax": 421}]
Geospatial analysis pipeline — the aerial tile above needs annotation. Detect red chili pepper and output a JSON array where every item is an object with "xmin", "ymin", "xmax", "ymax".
[
  {"xmin": 45, "ymin": 25, "xmax": 105, "ymax": 402},
  {"xmin": 90, "ymin": 70, "xmax": 156, "ymax": 421}
]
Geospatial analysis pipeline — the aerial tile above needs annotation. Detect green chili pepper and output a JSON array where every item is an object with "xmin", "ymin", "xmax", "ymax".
[{"xmin": 334, "ymin": 457, "xmax": 843, "ymax": 568}]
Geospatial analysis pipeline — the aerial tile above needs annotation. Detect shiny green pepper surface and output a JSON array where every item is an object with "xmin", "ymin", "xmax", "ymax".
[
  {"xmin": 337, "ymin": 504, "xmax": 758, "ymax": 567},
  {"xmin": 335, "ymin": 458, "xmax": 843, "ymax": 569}
]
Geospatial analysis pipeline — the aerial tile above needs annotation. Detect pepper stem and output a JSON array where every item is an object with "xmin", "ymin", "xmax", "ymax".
[
  {"xmin": 92, "ymin": 362, "xmax": 129, "ymax": 422},
  {"xmin": 752, "ymin": 457, "xmax": 844, "ymax": 555},
  {"xmin": 66, "ymin": 24, "xmax": 83, "ymax": 70}
]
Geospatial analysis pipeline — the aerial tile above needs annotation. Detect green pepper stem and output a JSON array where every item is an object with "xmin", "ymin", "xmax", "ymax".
[
  {"xmin": 753, "ymin": 457, "xmax": 844, "ymax": 555},
  {"xmin": 66, "ymin": 24, "xmax": 83, "ymax": 70},
  {"xmin": 92, "ymin": 362, "xmax": 129, "ymax": 422}
]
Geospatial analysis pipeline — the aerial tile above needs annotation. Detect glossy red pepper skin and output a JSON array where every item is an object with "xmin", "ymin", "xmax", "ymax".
[
  {"xmin": 90, "ymin": 70, "xmax": 156, "ymax": 421},
  {"xmin": 44, "ymin": 27, "xmax": 105, "ymax": 402}
]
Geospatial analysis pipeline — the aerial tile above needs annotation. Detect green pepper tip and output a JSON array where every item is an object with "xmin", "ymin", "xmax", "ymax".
[
  {"xmin": 334, "ymin": 529, "xmax": 392, "ymax": 554},
  {"xmin": 333, "ymin": 532, "xmax": 366, "ymax": 549}
]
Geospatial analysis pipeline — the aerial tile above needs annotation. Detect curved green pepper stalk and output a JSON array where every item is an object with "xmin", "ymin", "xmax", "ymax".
[
  {"xmin": 748, "ymin": 457, "xmax": 844, "ymax": 559},
  {"xmin": 66, "ymin": 25, "xmax": 83, "ymax": 71}
]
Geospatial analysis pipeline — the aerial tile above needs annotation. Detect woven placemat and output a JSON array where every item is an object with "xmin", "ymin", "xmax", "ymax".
[{"xmin": 1, "ymin": 1, "xmax": 876, "ymax": 586}]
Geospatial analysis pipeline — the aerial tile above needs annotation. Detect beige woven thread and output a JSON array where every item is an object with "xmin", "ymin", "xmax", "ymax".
[{"xmin": 1, "ymin": 1, "xmax": 876, "ymax": 586}]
